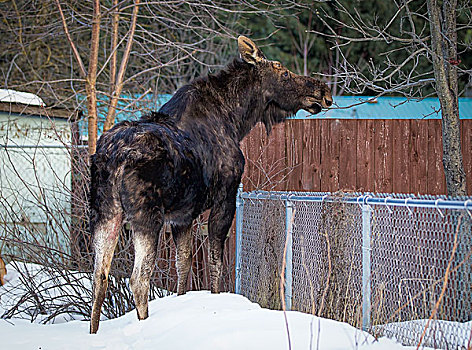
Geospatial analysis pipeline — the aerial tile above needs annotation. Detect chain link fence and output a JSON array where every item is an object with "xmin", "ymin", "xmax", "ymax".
[{"xmin": 235, "ymin": 190, "xmax": 472, "ymax": 349}]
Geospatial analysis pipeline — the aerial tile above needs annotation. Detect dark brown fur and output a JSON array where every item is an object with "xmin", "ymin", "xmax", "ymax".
[{"xmin": 89, "ymin": 36, "xmax": 332, "ymax": 333}]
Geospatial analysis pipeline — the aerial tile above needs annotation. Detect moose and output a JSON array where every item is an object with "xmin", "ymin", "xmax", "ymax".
[{"xmin": 89, "ymin": 36, "xmax": 332, "ymax": 333}]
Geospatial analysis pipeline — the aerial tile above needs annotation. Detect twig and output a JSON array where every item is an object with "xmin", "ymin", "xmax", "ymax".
[
  {"xmin": 54, "ymin": 0, "xmax": 86, "ymax": 77},
  {"xmin": 103, "ymin": 0, "xmax": 141, "ymax": 131},
  {"xmin": 317, "ymin": 228, "xmax": 332, "ymax": 317},
  {"xmin": 467, "ymin": 325, "xmax": 472, "ymax": 350},
  {"xmin": 279, "ymin": 206, "xmax": 296, "ymax": 350}
]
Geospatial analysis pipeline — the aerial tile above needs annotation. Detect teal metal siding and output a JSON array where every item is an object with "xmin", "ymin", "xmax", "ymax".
[
  {"xmin": 294, "ymin": 96, "xmax": 472, "ymax": 120},
  {"xmin": 78, "ymin": 96, "xmax": 472, "ymax": 138}
]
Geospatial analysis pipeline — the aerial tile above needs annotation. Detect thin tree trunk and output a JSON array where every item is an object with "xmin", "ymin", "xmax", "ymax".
[
  {"xmin": 426, "ymin": 0, "xmax": 466, "ymax": 196},
  {"xmin": 110, "ymin": 0, "xmax": 119, "ymax": 91},
  {"xmin": 103, "ymin": 0, "xmax": 140, "ymax": 132},
  {"xmin": 55, "ymin": 0, "xmax": 101, "ymax": 155},
  {"xmin": 86, "ymin": 0, "xmax": 101, "ymax": 155}
]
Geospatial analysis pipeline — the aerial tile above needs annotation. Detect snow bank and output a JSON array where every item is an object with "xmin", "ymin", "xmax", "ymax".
[
  {"xmin": 0, "ymin": 262, "xmax": 428, "ymax": 349},
  {"xmin": 377, "ymin": 319, "xmax": 472, "ymax": 349},
  {"xmin": 0, "ymin": 89, "xmax": 46, "ymax": 107},
  {"xmin": 0, "ymin": 289, "xmax": 423, "ymax": 350}
]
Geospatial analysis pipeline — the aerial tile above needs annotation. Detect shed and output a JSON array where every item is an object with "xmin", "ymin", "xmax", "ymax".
[{"xmin": 0, "ymin": 90, "xmax": 78, "ymax": 262}]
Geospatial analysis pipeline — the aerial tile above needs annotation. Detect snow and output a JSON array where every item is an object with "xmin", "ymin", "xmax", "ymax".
[
  {"xmin": 0, "ymin": 292, "xmax": 420, "ymax": 350},
  {"xmin": 0, "ymin": 263, "xmax": 426, "ymax": 350},
  {"xmin": 0, "ymin": 262, "xmax": 92, "ymax": 324},
  {"xmin": 0, "ymin": 89, "xmax": 46, "ymax": 107},
  {"xmin": 377, "ymin": 319, "xmax": 472, "ymax": 349}
]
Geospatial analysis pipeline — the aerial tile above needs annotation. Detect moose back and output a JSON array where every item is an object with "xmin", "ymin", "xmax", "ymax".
[{"xmin": 89, "ymin": 36, "xmax": 333, "ymax": 333}]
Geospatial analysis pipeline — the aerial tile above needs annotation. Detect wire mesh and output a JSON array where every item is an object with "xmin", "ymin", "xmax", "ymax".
[
  {"xmin": 370, "ymin": 205, "xmax": 472, "ymax": 348},
  {"xmin": 291, "ymin": 198, "xmax": 364, "ymax": 325},
  {"xmin": 239, "ymin": 198, "xmax": 286, "ymax": 309},
  {"xmin": 236, "ymin": 191, "xmax": 472, "ymax": 349}
]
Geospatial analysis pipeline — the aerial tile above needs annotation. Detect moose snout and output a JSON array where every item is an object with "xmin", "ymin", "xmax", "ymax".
[{"xmin": 322, "ymin": 96, "xmax": 333, "ymax": 108}]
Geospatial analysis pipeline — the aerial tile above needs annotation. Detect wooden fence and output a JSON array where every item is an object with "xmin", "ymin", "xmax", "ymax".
[{"xmin": 241, "ymin": 119, "xmax": 472, "ymax": 195}]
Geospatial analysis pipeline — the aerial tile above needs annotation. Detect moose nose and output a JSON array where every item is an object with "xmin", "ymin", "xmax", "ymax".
[{"xmin": 323, "ymin": 96, "xmax": 333, "ymax": 108}]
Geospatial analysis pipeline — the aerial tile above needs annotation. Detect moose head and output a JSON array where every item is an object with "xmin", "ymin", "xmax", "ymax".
[{"xmin": 237, "ymin": 35, "xmax": 332, "ymax": 130}]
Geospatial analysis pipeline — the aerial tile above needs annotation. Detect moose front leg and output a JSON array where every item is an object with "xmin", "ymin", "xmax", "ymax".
[
  {"xmin": 208, "ymin": 198, "xmax": 236, "ymax": 293},
  {"xmin": 172, "ymin": 224, "xmax": 193, "ymax": 295}
]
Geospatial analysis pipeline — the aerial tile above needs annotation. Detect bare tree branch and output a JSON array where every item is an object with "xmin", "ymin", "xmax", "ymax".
[{"xmin": 54, "ymin": 0, "xmax": 87, "ymax": 78}]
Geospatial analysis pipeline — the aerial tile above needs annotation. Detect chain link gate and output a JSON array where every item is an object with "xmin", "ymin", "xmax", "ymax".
[{"xmin": 235, "ymin": 189, "xmax": 472, "ymax": 349}]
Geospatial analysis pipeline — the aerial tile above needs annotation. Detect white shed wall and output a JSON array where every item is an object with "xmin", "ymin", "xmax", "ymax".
[{"xmin": 0, "ymin": 112, "xmax": 72, "ymax": 260}]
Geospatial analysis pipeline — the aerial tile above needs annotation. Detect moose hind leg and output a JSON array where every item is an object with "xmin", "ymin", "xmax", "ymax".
[
  {"xmin": 130, "ymin": 229, "xmax": 160, "ymax": 320},
  {"xmin": 209, "ymin": 236, "xmax": 227, "ymax": 294},
  {"xmin": 172, "ymin": 224, "xmax": 193, "ymax": 295},
  {"xmin": 208, "ymin": 199, "xmax": 236, "ymax": 293},
  {"xmin": 90, "ymin": 213, "xmax": 122, "ymax": 334}
]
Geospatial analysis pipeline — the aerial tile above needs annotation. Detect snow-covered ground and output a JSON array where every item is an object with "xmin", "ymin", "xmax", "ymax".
[{"xmin": 0, "ymin": 263, "xmax": 427, "ymax": 350}]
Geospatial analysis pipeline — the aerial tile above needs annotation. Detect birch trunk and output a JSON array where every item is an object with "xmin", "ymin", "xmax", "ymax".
[{"xmin": 426, "ymin": 0, "xmax": 466, "ymax": 196}]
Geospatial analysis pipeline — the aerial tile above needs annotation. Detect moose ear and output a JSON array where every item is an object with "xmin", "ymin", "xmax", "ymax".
[{"xmin": 238, "ymin": 36, "xmax": 266, "ymax": 65}]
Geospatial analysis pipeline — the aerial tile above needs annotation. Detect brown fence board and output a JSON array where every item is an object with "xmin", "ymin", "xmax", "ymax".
[
  {"xmin": 356, "ymin": 120, "xmax": 375, "ymax": 192},
  {"xmin": 301, "ymin": 119, "xmax": 322, "ymax": 191},
  {"xmin": 321, "ymin": 119, "xmax": 340, "ymax": 191},
  {"xmin": 242, "ymin": 123, "xmax": 263, "ymax": 190},
  {"xmin": 339, "ymin": 119, "xmax": 357, "ymax": 192},
  {"xmin": 374, "ymin": 119, "xmax": 393, "ymax": 192},
  {"xmin": 427, "ymin": 120, "xmax": 446, "ymax": 194},
  {"xmin": 263, "ymin": 123, "xmax": 286, "ymax": 190},
  {"xmin": 410, "ymin": 120, "xmax": 428, "ymax": 194},
  {"xmin": 257, "ymin": 124, "xmax": 270, "ymax": 189},
  {"xmin": 286, "ymin": 121, "xmax": 303, "ymax": 191},
  {"xmin": 241, "ymin": 125, "xmax": 253, "ymax": 190},
  {"xmin": 392, "ymin": 119, "xmax": 410, "ymax": 193},
  {"xmin": 374, "ymin": 120, "xmax": 393, "ymax": 193}
]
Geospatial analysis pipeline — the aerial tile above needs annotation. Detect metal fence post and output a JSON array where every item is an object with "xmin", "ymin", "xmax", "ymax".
[
  {"xmin": 284, "ymin": 199, "xmax": 294, "ymax": 310},
  {"xmin": 361, "ymin": 201, "xmax": 372, "ymax": 331},
  {"xmin": 235, "ymin": 183, "xmax": 244, "ymax": 294}
]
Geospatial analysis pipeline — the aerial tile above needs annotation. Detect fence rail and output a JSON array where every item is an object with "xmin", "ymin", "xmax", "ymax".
[{"xmin": 235, "ymin": 189, "xmax": 472, "ymax": 349}]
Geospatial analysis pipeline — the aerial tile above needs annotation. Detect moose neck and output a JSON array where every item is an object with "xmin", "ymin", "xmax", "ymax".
[
  {"xmin": 205, "ymin": 60, "xmax": 295, "ymax": 141},
  {"xmin": 158, "ymin": 59, "xmax": 295, "ymax": 142}
]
